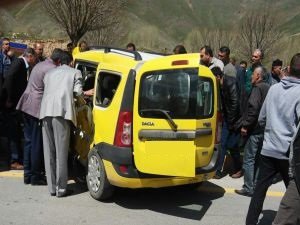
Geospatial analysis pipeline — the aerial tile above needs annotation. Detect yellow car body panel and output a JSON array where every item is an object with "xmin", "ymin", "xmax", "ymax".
[
  {"xmin": 133, "ymin": 53, "xmax": 217, "ymax": 177},
  {"xmin": 73, "ymin": 50, "xmax": 219, "ymax": 189}
]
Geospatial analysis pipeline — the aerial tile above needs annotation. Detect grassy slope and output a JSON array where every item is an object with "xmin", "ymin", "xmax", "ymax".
[
  {"xmin": 1, "ymin": 0, "xmax": 300, "ymax": 45},
  {"xmin": 2, "ymin": 0, "xmax": 65, "ymax": 38}
]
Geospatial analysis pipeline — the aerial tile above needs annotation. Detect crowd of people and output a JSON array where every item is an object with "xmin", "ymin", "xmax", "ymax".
[
  {"xmin": 0, "ymin": 37, "xmax": 299, "ymax": 223},
  {"xmin": 197, "ymin": 45, "xmax": 300, "ymax": 225},
  {"xmin": 0, "ymin": 38, "xmax": 85, "ymax": 197}
]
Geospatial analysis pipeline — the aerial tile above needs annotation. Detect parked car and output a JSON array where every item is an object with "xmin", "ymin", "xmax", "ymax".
[{"xmin": 73, "ymin": 47, "xmax": 221, "ymax": 200}]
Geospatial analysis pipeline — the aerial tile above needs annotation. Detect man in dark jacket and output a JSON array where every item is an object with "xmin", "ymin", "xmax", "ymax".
[
  {"xmin": 0, "ymin": 38, "xmax": 13, "ymax": 108},
  {"xmin": 2, "ymin": 48, "xmax": 36, "ymax": 170},
  {"xmin": 235, "ymin": 66, "xmax": 270, "ymax": 197},
  {"xmin": 211, "ymin": 66, "xmax": 241, "ymax": 179}
]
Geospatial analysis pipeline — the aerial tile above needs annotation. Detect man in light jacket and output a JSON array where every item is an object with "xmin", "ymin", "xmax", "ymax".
[{"xmin": 40, "ymin": 51, "xmax": 82, "ymax": 197}]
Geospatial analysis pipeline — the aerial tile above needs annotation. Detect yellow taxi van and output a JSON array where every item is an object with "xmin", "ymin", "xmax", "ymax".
[{"xmin": 73, "ymin": 47, "xmax": 221, "ymax": 200}]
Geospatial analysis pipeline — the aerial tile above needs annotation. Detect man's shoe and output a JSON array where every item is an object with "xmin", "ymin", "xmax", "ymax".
[
  {"xmin": 31, "ymin": 179, "xmax": 47, "ymax": 186},
  {"xmin": 235, "ymin": 189, "xmax": 253, "ymax": 197},
  {"xmin": 231, "ymin": 170, "xmax": 243, "ymax": 179},
  {"xmin": 10, "ymin": 162, "xmax": 24, "ymax": 170},
  {"xmin": 56, "ymin": 189, "xmax": 74, "ymax": 198},
  {"xmin": 213, "ymin": 170, "xmax": 224, "ymax": 179},
  {"xmin": 50, "ymin": 193, "xmax": 56, "ymax": 197},
  {"xmin": 24, "ymin": 177, "xmax": 30, "ymax": 185}
]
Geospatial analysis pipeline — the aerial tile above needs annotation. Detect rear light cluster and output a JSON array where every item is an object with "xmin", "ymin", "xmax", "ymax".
[
  {"xmin": 114, "ymin": 111, "xmax": 133, "ymax": 147},
  {"xmin": 215, "ymin": 111, "xmax": 223, "ymax": 144}
]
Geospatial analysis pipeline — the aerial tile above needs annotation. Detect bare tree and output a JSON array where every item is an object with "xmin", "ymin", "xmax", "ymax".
[
  {"xmin": 84, "ymin": 20, "xmax": 127, "ymax": 46},
  {"xmin": 184, "ymin": 28, "xmax": 236, "ymax": 53},
  {"xmin": 238, "ymin": 8, "xmax": 283, "ymax": 60},
  {"xmin": 41, "ymin": 0, "xmax": 125, "ymax": 46}
]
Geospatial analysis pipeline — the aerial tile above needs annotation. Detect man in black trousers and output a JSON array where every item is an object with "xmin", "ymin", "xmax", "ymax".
[
  {"xmin": 272, "ymin": 54, "xmax": 300, "ymax": 225},
  {"xmin": 2, "ymin": 48, "xmax": 36, "ymax": 170},
  {"xmin": 246, "ymin": 53, "xmax": 300, "ymax": 225}
]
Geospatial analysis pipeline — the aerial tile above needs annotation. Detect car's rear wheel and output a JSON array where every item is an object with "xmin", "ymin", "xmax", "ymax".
[{"xmin": 86, "ymin": 149, "xmax": 114, "ymax": 200}]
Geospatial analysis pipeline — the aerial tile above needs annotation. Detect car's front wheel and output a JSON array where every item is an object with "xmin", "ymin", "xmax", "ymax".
[{"xmin": 86, "ymin": 148, "xmax": 114, "ymax": 200}]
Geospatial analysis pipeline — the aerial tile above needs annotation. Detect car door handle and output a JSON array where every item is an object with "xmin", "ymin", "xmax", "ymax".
[{"xmin": 195, "ymin": 128, "xmax": 212, "ymax": 137}]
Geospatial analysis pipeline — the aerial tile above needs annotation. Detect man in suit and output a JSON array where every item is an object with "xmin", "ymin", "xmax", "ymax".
[
  {"xmin": 2, "ymin": 48, "xmax": 36, "ymax": 170},
  {"xmin": 40, "ymin": 51, "xmax": 82, "ymax": 197},
  {"xmin": 16, "ymin": 48, "xmax": 63, "ymax": 185}
]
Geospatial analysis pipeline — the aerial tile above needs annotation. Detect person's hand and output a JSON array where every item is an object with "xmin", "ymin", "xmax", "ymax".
[
  {"xmin": 84, "ymin": 89, "xmax": 94, "ymax": 96},
  {"xmin": 241, "ymin": 127, "xmax": 248, "ymax": 136}
]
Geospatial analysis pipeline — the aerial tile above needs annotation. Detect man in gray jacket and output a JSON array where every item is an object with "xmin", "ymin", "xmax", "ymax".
[
  {"xmin": 272, "ymin": 53, "xmax": 300, "ymax": 225},
  {"xmin": 246, "ymin": 53, "xmax": 300, "ymax": 225},
  {"xmin": 40, "ymin": 51, "xmax": 82, "ymax": 197}
]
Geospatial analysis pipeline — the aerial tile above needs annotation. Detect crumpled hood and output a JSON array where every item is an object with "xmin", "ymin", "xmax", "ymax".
[{"xmin": 281, "ymin": 76, "xmax": 300, "ymax": 89}]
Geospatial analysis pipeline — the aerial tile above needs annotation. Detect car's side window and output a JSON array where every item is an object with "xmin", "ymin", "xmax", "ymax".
[
  {"xmin": 75, "ymin": 61, "xmax": 98, "ymax": 92},
  {"xmin": 95, "ymin": 72, "xmax": 121, "ymax": 107},
  {"xmin": 196, "ymin": 77, "xmax": 214, "ymax": 118}
]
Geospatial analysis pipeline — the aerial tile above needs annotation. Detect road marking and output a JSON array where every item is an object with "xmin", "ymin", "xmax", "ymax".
[
  {"xmin": 0, "ymin": 170, "xmax": 23, "ymax": 178},
  {"xmin": 0, "ymin": 171, "xmax": 285, "ymax": 197}
]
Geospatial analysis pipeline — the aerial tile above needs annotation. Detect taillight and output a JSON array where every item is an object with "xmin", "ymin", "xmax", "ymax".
[
  {"xmin": 114, "ymin": 111, "xmax": 133, "ymax": 147},
  {"xmin": 215, "ymin": 111, "xmax": 222, "ymax": 144}
]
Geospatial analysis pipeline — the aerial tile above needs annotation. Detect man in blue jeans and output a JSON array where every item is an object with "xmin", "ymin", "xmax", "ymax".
[{"xmin": 235, "ymin": 66, "xmax": 270, "ymax": 196}]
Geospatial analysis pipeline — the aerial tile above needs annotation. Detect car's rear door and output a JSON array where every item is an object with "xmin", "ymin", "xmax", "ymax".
[{"xmin": 133, "ymin": 54, "xmax": 217, "ymax": 177}]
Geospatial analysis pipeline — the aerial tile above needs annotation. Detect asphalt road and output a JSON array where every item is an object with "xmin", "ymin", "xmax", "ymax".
[{"xmin": 0, "ymin": 170, "xmax": 286, "ymax": 225}]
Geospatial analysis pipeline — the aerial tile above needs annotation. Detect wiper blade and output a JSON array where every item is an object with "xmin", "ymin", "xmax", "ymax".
[{"xmin": 140, "ymin": 109, "xmax": 178, "ymax": 132}]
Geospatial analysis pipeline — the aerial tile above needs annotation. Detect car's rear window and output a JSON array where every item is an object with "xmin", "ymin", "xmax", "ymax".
[{"xmin": 139, "ymin": 68, "xmax": 214, "ymax": 119}]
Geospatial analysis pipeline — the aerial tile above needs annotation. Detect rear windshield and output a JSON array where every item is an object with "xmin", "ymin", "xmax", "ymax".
[{"xmin": 139, "ymin": 68, "xmax": 214, "ymax": 119}]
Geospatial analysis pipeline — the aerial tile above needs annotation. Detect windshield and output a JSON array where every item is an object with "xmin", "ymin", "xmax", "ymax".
[{"xmin": 139, "ymin": 68, "xmax": 214, "ymax": 119}]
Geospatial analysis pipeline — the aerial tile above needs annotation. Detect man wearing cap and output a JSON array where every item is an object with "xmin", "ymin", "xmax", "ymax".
[{"xmin": 268, "ymin": 59, "xmax": 284, "ymax": 85}]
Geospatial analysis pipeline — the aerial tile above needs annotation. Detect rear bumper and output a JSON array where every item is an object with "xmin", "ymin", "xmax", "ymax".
[
  {"xmin": 196, "ymin": 143, "xmax": 220, "ymax": 174},
  {"xmin": 103, "ymin": 159, "xmax": 216, "ymax": 188},
  {"xmin": 95, "ymin": 142, "xmax": 220, "ymax": 182}
]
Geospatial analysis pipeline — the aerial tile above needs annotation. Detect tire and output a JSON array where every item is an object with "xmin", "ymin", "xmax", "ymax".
[{"xmin": 86, "ymin": 148, "xmax": 114, "ymax": 200}]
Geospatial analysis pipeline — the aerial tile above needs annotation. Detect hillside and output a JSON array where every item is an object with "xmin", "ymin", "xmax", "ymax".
[{"xmin": 0, "ymin": 0, "xmax": 299, "ymax": 60}]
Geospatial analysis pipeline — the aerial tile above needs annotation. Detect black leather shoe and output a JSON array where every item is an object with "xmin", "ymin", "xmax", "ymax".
[
  {"xmin": 24, "ymin": 177, "xmax": 30, "ymax": 185},
  {"xmin": 50, "ymin": 193, "xmax": 56, "ymax": 197},
  {"xmin": 31, "ymin": 179, "xmax": 47, "ymax": 186},
  {"xmin": 235, "ymin": 189, "xmax": 253, "ymax": 197},
  {"xmin": 57, "ymin": 189, "xmax": 74, "ymax": 198}
]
